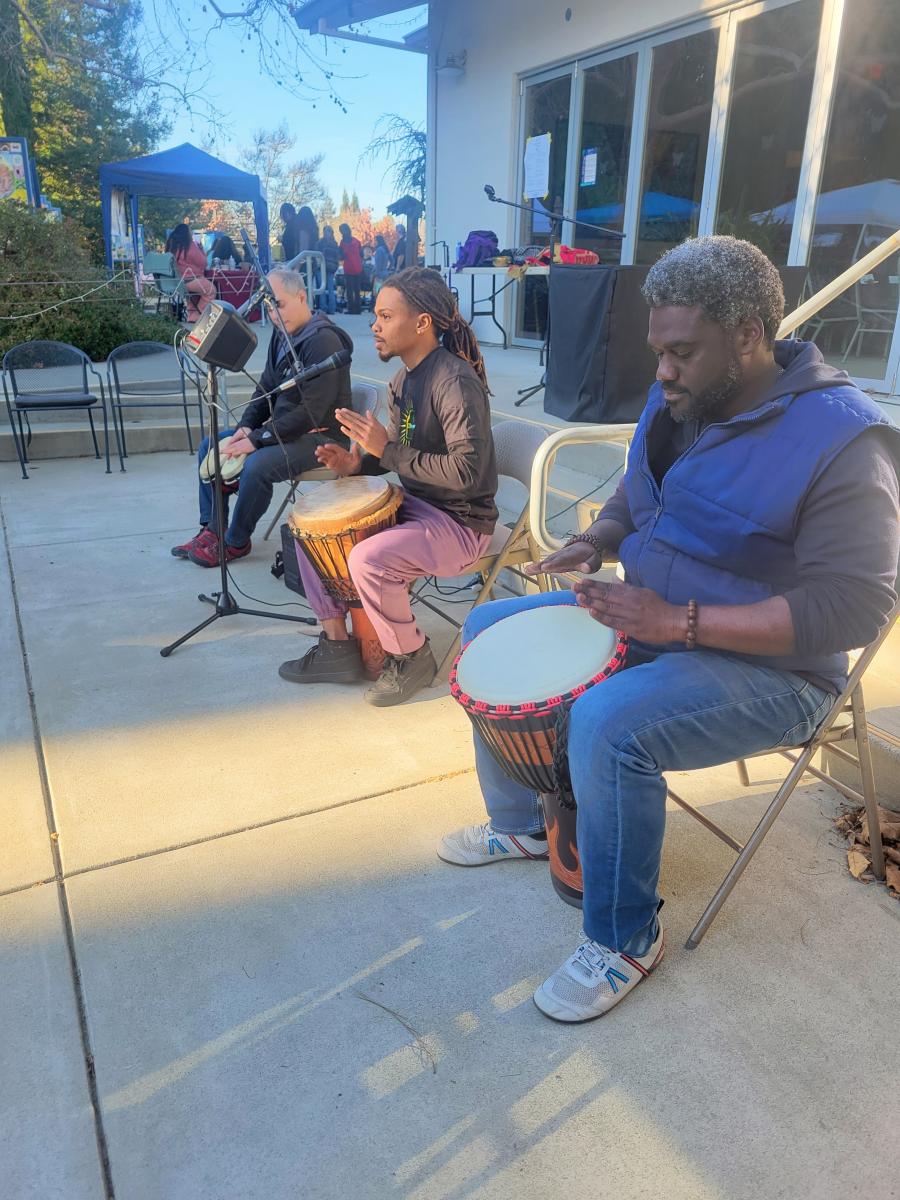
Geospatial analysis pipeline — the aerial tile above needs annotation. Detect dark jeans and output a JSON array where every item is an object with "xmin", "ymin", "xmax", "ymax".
[
  {"xmin": 344, "ymin": 274, "xmax": 362, "ymax": 314},
  {"xmin": 197, "ymin": 428, "xmax": 343, "ymax": 546}
]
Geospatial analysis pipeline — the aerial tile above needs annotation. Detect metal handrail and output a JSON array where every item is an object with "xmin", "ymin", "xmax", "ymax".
[{"xmin": 777, "ymin": 227, "xmax": 900, "ymax": 337}]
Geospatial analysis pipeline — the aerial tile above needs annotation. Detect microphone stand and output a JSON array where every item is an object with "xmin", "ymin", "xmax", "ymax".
[
  {"xmin": 482, "ymin": 185, "xmax": 624, "ymax": 406},
  {"xmin": 160, "ymin": 362, "xmax": 317, "ymax": 657}
]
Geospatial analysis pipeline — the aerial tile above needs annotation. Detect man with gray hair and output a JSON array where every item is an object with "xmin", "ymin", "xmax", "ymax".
[
  {"xmin": 172, "ymin": 268, "xmax": 353, "ymax": 565},
  {"xmin": 439, "ymin": 235, "xmax": 899, "ymax": 1023}
]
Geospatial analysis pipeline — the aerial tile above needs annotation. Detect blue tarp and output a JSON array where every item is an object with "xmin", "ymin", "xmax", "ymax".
[{"xmin": 99, "ymin": 142, "xmax": 269, "ymax": 270}]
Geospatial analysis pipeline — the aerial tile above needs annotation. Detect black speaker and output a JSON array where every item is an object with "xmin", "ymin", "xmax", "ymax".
[{"xmin": 184, "ymin": 301, "xmax": 258, "ymax": 371}]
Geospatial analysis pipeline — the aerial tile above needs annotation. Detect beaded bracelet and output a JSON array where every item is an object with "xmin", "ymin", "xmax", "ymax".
[
  {"xmin": 564, "ymin": 532, "xmax": 604, "ymax": 556},
  {"xmin": 685, "ymin": 599, "xmax": 699, "ymax": 650}
]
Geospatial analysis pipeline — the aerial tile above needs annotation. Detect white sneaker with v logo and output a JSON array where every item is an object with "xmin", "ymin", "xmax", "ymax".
[
  {"xmin": 533, "ymin": 925, "xmax": 665, "ymax": 1022},
  {"xmin": 437, "ymin": 822, "xmax": 549, "ymax": 867}
]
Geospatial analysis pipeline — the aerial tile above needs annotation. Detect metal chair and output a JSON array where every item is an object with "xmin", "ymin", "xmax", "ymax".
[
  {"xmin": 261, "ymin": 381, "xmax": 382, "ymax": 541},
  {"xmin": 107, "ymin": 341, "xmax": 205, "ymax": 461},
  {"xmin": 423, "ymin": 419, "xmax": 555, "ymax": 681},
  {"xmin": 143, "ymin": 251, "xmax": 187, "ymax": 322},
  {"xmin": 527, "ymin": 423, "xmax": 895, "ymax": 947},
  {"xmin": 2, "ymin": 340, "xmax": 115, "ymax": 479},
  {"xmin": 673, "ymin": 601, "xmax": 897, "ymax": 948}
]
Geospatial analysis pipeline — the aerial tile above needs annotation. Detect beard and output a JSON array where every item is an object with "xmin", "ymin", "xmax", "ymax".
[{"xmin": 668, "ymin": 355, "xmax": 744, "ymax": 424}]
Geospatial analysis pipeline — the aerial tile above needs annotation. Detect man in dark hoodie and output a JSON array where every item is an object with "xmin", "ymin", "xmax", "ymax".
[
  {"xmin": 172, "ymin": 268, "xmax": 353, "ymax": 565},
  {"xmin": 439, "ymin": 236, "xmax": 900, "ymax": 1024}
]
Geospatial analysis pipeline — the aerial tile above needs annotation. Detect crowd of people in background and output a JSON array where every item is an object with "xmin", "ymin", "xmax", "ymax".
[
  {"xmin": 157, "ymin": 203, "xmax": 415, "ymax": 323},
  {"xmin": 278, "ymin": 202, "xmax": 413, "ymax": 315}
]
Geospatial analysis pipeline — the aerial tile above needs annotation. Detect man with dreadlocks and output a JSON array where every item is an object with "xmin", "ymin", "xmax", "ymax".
[
  {"xmin": 439, "ymin": 236, "xmax": 899, "ymax": 1023},
  {"xmin": 279, "ymin": 266, "xmax": 498, "ymax": 706}
]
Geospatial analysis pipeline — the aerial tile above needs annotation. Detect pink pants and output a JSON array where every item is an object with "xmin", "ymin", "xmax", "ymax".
[
  {"xmin": 295, "ymin": 492, "xmax": 491, "ymax": 655},
  {"xmin": 183, "ymin": 274, "xmax": 216, "ymax": 318}
]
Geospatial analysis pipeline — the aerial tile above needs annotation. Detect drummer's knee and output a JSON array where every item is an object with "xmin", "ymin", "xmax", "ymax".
[{"xmin": 568, "ymin": 680, "xmax": 643, "ymax": 765}]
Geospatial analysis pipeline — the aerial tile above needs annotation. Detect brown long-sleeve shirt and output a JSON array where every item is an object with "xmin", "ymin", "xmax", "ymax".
[{"xmin": 361, "ymin": 346, "xmax": 498, "ymax": 534}]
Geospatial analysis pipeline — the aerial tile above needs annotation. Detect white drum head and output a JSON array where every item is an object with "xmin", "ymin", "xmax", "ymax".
[
  {"xmin": 199, "ymin": 437, "xmax": 245, "ymax": 483},
  {"xmin": 289, "ymin": 476, "xmax": 392, "ymax": 532},
  {"xmin": 456, "ymin": 604, "xmax": 618, "ymax": 706}
]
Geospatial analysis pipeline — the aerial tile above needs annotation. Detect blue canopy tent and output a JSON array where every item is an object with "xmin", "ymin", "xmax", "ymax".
[{"xmin": 99, "ymin": 142, "xmax": 270, "ymax": 274}]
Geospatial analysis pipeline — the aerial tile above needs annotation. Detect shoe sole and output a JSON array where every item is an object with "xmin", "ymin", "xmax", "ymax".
[
  {"xmin": 436, "ymin": 848, "xmax": 548, "ymax": 867},
  {"xmin": 170, "ymin": 548, "xmax": 189, "ymax": 558},
  {"xmin": 279, "ymin": 672, "xmax": 364, "ymax": 685},
  {"xmin": 532, "ymin": 940, "xmax": 666, "ymax": 1023}
]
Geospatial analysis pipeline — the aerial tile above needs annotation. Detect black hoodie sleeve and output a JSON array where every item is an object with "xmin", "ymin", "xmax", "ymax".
[
  {"xmin": 782, "ymin": 428, "xmax": 899, "ymax": 654},
  {"xmin": 244, "ymin": 327, "xmax": 349, "ymax": 447}
]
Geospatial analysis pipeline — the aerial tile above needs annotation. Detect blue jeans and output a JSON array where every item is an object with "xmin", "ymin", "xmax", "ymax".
[
  {"xmin": 320, "ymin": 271, "xmax": 337, "ymax": 314},
  {"xmin": 197, "ymin": 427, "xmax": 329, "ymax": 545},
  {"xmin": 463, "ymin": 592, "xmax": 833, "ymax": 956}
]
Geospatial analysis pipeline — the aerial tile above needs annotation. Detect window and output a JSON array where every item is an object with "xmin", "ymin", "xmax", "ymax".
[
  {"xmin": 636, "ymin": 29, "xmax": 718, "ymax": 264},
  {"xmin": 715, "ymin": 0, "xmax": 824, "ymax": 264},
  {"xmin": 516, "ymin": 72, "xmax": 573, "ymax": 339},
  {"xmin": 574, "ymin": 54, "xmax": 638, "ymax": 263},
  {"xmin": 804, "ymin": 0, "xmax": 900, "ymax": 380}
]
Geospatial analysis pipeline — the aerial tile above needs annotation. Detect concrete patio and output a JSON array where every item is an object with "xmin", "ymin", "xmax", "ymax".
[{"xmin": 2, "ymin": 318, "xmax": 899, "ymax": 1200}]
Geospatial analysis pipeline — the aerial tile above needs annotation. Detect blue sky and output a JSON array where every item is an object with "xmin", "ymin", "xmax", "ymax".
[{"xmin": 163, "ymin": 5, "xmax": 427, "ymax": 216}]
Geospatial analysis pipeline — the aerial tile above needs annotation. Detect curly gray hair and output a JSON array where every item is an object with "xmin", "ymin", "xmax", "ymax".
[{"xmin": 642, "ymin": 235, "xmax": 784, "ymax": 346}]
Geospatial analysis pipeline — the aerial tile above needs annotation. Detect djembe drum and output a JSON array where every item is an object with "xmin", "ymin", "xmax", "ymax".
[
  {"xmin": 450, "ymin": 603, "xmax": 627, "ymax": 906},
  {"xmin": 288, "ymin": 477, "xmax": 403, "ymax": 677}
]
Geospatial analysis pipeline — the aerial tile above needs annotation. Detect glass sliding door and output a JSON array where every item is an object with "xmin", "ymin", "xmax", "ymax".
[
  {"xmin": 714, "ymin": 0, "xmax": 824, "ymax": 263},
  {"xmin": 516, "ymin": 71, "xmax": 573, "ymax": 340},
  {"xmin": 802, "ymin": 0, "xmax": 900, "ymax": 387},
  {"xmin": 635, "ymin": 29, "xmax": 719, "ymax": 264},
  {"xmin": 573, "ymin": 53, "xmax": 638, "ymax": 263}
]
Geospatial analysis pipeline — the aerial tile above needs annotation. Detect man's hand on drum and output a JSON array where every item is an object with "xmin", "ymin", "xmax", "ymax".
[
  {"xmin": 315, "ymin": 441, "xmax": 363, "ymax": 475},
  {"xmin": 222, "ymin": 429, "xmax": 255, "ymax": 458},
  {"xmin": 524, "ymin": 542, "xmax": 603, "ymax": 578},
  {"xmin": 575, "ymin": 579, "xmax": 683, "ymax": 644},
  {"xmin": 335, "ymin": 408, "xmax": 389, "ymax": 459}
]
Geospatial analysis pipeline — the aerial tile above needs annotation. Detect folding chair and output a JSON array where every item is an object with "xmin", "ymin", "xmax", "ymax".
[
  {"xmin": 107, "ymin": 341, "xmax": 205, "ymax": 460},
  {"xmin": 672, "ymin": 599, "xmax": 897, "ymax": 949},
  {"xmin": 2, "ymin": 340, "xmax": 115, "ymax": 479},
  {"xmin": 143, "ymin": 251, "xmax": 187, "ymax": 322},
  {"xmin": 261, "ymin": 381, "xmax": 381, "ymax": 541},
  {"xmin": 421, "ymin": 419, "xmax": 556, "ymax": 681}
]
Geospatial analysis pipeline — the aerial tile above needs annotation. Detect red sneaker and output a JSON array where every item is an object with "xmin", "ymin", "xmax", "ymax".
[
  {"xmin": 187, "ymin": 533, "xmax": 251, "ymax": 567},
  {"xmin": 171, "ymin": 527, "xmax": 213, "ymax": 559}
]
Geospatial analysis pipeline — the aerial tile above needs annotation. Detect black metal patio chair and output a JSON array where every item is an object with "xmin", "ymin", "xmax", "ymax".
[
  {"xmin": 107, "ymin": 341, "xmax": 205, "ymax": 461},
  {"xmin": 2, "ymin": 340, "xmax": 116, "ymax": 479}
]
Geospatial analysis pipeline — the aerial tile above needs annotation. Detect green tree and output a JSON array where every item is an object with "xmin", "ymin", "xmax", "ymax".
[{"xmin": 0, "ymin": 1, "xmax": 172, "ymax": 255}]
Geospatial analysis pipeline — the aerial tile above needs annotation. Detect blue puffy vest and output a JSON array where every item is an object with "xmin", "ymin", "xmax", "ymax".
[{"xmin": 618, "ymin": 372, "xmax": 898, "ymax": 686}]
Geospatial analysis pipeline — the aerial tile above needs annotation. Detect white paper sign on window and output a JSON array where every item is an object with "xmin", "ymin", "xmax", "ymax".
[
  {"xmin": 580, "ymin": 148, "xmax": 598, "ymax": 187},
  {"xmin": 523, "ymin": 132, "xmax": 551, "ymax": 200}
]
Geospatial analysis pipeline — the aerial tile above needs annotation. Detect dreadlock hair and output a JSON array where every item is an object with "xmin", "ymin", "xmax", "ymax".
[{"xmin": 384, "ymin": 266, "xmax": 490, "ymax": 392}]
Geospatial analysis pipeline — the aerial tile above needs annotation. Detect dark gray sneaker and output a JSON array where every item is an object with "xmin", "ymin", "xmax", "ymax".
[
  {"xmin": 279, "ymin": 634, "xmax": 365, "ymax": 685},
  {"xmin": 364, "ymin": 641, "xmax": 436, "ymax": 707}
]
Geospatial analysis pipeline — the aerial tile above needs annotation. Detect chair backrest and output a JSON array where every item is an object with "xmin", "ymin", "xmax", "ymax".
[
  {"xmin": 350, "ymin": 381, "xmax": 380, "ymax": 419},
  {"xmin": 813, "ymin": 598, "xmax": 900, "ymax": 748},
  {"xmin": 107, "ymin": 341, "xmax": 186, "ymax": 397},
  {"xmin": 491, "ymin": 419, "xmax": 550, "ymax": 490},
  {"xmin": 143, "ymin": 251, "xmax": 176, "ymax": 278},
  {"xmin": 3, "ymin": 340, "xmax": 90, "ymax": 396}
]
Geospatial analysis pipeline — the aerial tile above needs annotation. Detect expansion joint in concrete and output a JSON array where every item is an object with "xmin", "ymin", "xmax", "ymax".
[{"xmin": 0, "ymin": 496, "xmax": 118, "ymax": 1200}]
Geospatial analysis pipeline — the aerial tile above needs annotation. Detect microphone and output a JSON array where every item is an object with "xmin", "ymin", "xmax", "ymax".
[
  {"xmin": 276, "ymin": 349, "xmax": 351, "ymax": 392},
  {"xmin": 484, "ymin": 184, "xmax": 496, "ymax": 201},
  {"xmin": 238, "ymin": 281, "xmax": 269, "ymax": 316}
]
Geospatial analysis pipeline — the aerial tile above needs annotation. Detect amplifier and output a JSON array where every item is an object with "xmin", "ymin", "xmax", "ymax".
[{"xmin": 184, "ymin": 301, "xmax": 258, "ymax": 371}]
